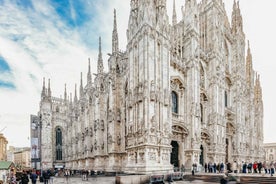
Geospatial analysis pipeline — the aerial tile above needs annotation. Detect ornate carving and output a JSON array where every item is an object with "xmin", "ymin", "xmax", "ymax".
[
  {"xmin": 149, "ymin": 152, "xmax": 156, "ymax": 161},
  {"xmin": 117, "ymin": 134, "xmax": 121, "ymax": 145},
  {"xmin": 100, "ymin": 120, "xmax": 104, "ymax": 131},
  {"xmin": 108, "ymin": 133, "xmax": 113, "ymax": 144}
]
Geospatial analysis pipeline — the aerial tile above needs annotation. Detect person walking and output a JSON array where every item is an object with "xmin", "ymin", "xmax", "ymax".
[
  {"xmin": 21, "ymin": 170, "xmax": 29, "ymax": 184},
  {"xmin": 270, "ymin": 161, "xmax": 274, "ymax": 176},
  {"xmin": 64, "ymin": 169, "xmax": 70, "ymax": 184},
  {"xmin": 43, "ymin": 170, "xmax": 50, "ymax": 184},
  {"xmin": 30, "ymin": 170, "xmax": 38, "ymax": 184},
  {"xmin": 233, "ymin": 161, "xmax": 238, "ymax": 174}
]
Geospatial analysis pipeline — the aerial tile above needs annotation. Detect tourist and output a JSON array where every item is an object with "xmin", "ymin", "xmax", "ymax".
[
  {"xmin": 21, "ymin": 170, "xmax": 30, "ymax": 184},
  {"xmin": 64, "ymin": 169, "xmax": 70, "ymax": 184},
  {"xmin": 253, "ymin": 161, "xmax": 258, "ymax": 173},
  {"xmin": 30, "ymin": 170, "xmax": 38, "ymax": 184},
  {"xmin": 263, "ymin": 161, "xmax": 267, "ymax": 174},
  {"xmin": 270, "ymin": 161, "xmax": 274, "ymax": 176},
  {"xmin": 43, "ymin": 170, "xmax": 50, "ymax": 184},
  {"xmin": 242, "ymin": 162, "xmax": 247, "ymax": 173},
  {"xmin": 220, "ymin": 162, "xmax": 225, "ymax": 173},
  {"xmin": 214, "ymin": 162, "xmax": 217, "ymax": 173},
  {"xmin": 247, "ymin": 162, "xmax": 252, "ymax": 173},
  {"xmin": 258, "ymin": 161, "xmax": 262, "ymax": 174},
  {"xmin": 232, "ymin": 161, "xmax": 238, "ymax": 174},
  {"xmin": 204, "ymin": 163, "xmax": 207, "ymax": 173}
]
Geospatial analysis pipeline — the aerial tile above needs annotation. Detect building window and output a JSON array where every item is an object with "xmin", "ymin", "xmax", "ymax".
[
  {"xmin": 224, "ymin": 91, "xmax": 228, "ymax": 107},
  {"xmin": 172, "ymin": 91, "xmax": 178, "ymax": 114},
  {"xmin": 56, "ymin": 128, "xmax": 62, "ymax": 160},
  {"xmin": 200, "ymin": 103, "xmax": 203, "ymax": 123}
]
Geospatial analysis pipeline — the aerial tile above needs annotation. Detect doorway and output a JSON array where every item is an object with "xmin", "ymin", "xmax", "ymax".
[
  {"xmin": 199, "ymin": 145, "xmax": 204, "ymax": 166},
  {"xmin": 170, "ymin": 141, "xmax": 179, "ymax": 169},
  {"xmin": 225, "ymin": 138, "xmax": 229, "ymax": 163}
]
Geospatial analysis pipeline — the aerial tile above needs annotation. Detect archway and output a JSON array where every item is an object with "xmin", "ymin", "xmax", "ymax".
[
  {"xmin": 225, "ymin": 138, "xmax": 229, "ymax": 163},
  {"xmin": 199, "ymin": 145, "xmax": 204, "ymax": 166},
  {"xmin": 170, "ymin": 141, "xmax": 179, "ymax": 169}
]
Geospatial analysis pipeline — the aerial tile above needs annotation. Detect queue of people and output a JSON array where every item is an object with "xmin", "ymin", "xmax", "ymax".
[{"xmin": 203, "ymin": 160, "xmax": 276, "ymax": 176}]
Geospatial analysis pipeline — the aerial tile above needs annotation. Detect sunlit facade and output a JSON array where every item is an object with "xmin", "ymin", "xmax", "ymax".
[{"xmin": 35, "ymin": 0, "xmax": 264, "ymax": 173}]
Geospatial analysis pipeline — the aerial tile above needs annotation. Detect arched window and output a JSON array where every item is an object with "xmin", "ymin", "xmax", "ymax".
[
  {"xmin": 224, "ymin": 91, "xmax": 228, "ymax": 107},
  {"xmin": 172, "ymin": 91, "xmax": 178, "ymax": 114},
  {"xmin": 56, "ymin": 128, "xmax": 62, "ymax": 160},
  {"xmin": 200, "ymin": 103, "xmax": 203, "ymax": 123}
]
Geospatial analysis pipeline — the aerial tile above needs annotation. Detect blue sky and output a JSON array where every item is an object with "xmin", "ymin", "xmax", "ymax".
[{"xmin": 0, "ymin": 0, "xmax": 276, "ymax": 147}]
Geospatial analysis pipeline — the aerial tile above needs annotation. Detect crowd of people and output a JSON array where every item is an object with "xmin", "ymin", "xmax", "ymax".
[
  {"xmin": 203, "ymin": 160, "xmax": 276, "ymax": 176},
  {"xmin": 5, "ymin": 169, "xmax": 55, "ymax": 184},
  {"xmin": 4, "ymin": 168, "xmax": 102, "ymax": 184}
]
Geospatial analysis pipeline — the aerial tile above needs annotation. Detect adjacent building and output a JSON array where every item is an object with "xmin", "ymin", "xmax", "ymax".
[
  {"xmin": 264, "ymin": 143, "xmax": 276, "ymax": 162},
  {"xmin": 0, "ymin": 133, "xmax": 8, "ymax": 161},
  {"xmin": 13, "ymin": 148, "xmax": 31, "ymax": 170},
  {"xmin": 8, "ymin": 146, "xmax": 31, "ymax": 170},
  {"xmin": 34, "ymin": 0, "xmax": 264, "ymax": 173}
]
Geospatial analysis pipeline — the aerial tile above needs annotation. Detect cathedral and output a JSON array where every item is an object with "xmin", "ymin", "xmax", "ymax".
[{"xmin": 35, "ymin": 0, "xmax": 264, "ymax": 173}]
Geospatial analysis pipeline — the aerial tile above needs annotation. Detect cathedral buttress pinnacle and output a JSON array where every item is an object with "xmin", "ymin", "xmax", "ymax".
[
  {"xmin": 246, "ymin": 40, "xmax": 253, "ymax": 87},
  {"xmin": 87, "ymin": 58, "xmax": 92, "ymax": 85},
  {"xmin": 80, "ymin": 72, "xmax": 84, "ymax": 98},
  {"xmin": 74, "ymin": 84, "xmax": 78, "ymax": 103},
  {"xmin": 172, "ymin": 0, "xmax": 177, "ymax": 26},
  {"xmin": 231, "ymin": 0, "xmax": 243, "ymax": 34},
  {"xmin": 47, "ymin": 79, "xmax": 51, "ymax": 97},
  {"xmin": 64, "ymin": 84, "xmax": 67, "ymax": 101},
  {"xmin": 41, "ymin": 77, "xmax": 46, "ymax": 97},
  {"xmin": 112, "ymin": 9, "xmax": 119, "ymax": 54},
  {"xmin": 97, "ymin": 37, "xmax": 104, "ymax": 74}
]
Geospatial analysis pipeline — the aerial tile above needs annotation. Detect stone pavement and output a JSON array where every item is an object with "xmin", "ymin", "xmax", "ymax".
[
  {"xmin": 46, "ymin": 177, "xmax": 236, "ymax": 184},
  {"xmin": 50, "ymin": 176, "xmax": 115, "ymax": 184}
]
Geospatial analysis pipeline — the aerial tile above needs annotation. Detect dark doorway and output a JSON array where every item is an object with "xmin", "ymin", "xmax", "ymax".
[
  {"xmin": 170, "ymin": 141, "xmax": 179, "ymax": 169},
  {"xmin": 200, "ymin": 145, "xmax": 204, "ymax": 166},
  {"xmin": 225, "ymin": 138, "xmax": 229, "ymax": 163}
]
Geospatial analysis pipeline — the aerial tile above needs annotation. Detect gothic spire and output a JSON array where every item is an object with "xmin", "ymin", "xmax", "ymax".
[
  {"xmin": 231, "ymin": 0, "xmax": 243, "ymax": 34},
  {"xmin": 97, "ymin": 37, "xmax": 104, "ymax": 73},
  {"xmin": 70, "ymin": 92, "xmax": 72, "ymax": 105},
  {"xmin": 41, "ymin": 77, "xmax": 46, "ymax": 97},
  {"xmin": 246, "ymin": 40, "xmax": 253, "ymax": 85},
  {"xmin": 64, "ymin": 84, "xmax": 67, "ymax": 101},
  {"xmin": 254, "ymin": 74, "xmax": 262, "ymax": 103},
  {"xmin": 172, "ymin": 0, "xmax": 177, "ymax": 26},
  {"xmin": 74, "ymin": 84, "xmax": 78, "ymax": 103},
  {"xmin": 87, "ymin": 58, "xmax": 92, "ymax": 85},
  {"xmin": 80, "ymin": 72, "xmax": 84, "ymax": 98},
  {"xmin": 47, "ymin": 79, "xmax": 51, "ymax": 97},
  {"xmin": 112, "ymin": 9, "xmax": 119, "ymax": 53}
]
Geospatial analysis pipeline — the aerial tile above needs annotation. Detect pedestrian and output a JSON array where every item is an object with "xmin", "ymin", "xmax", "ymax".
[
  {"xmin": 214, "ymin": 163, "xmax": 217, "ymax": 173},
  {"xmin": 220, "ymin": 174, "xmax": 228, "ymax": 184},
  {"xmin": 43, "ymin": 170, "xmax": 50, "ymax": 184},
  {"xmin": 49, "ymin": 169, "xmax": 54, "ymax": 184},
  {"xmin": 30, "ymin": 170, "xmax": 38, "ymax": 184},
  {"xmin": 21, "ymin": 170, "xmax": 30, "ymax": 184},
  {"xmin": 233, "ymin": 161, "xmax": 238, "ymax": 174},
  {"xmin": 270, "ymin": 161, "xmax": 274, "ymax": 176},
  {"xmin": 64, "ymin": 169, "xmax": 70, "ymax": 184},
  {"xmin": 258, "ymin": 161, "xmax": 262, "ymax": 174}
]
